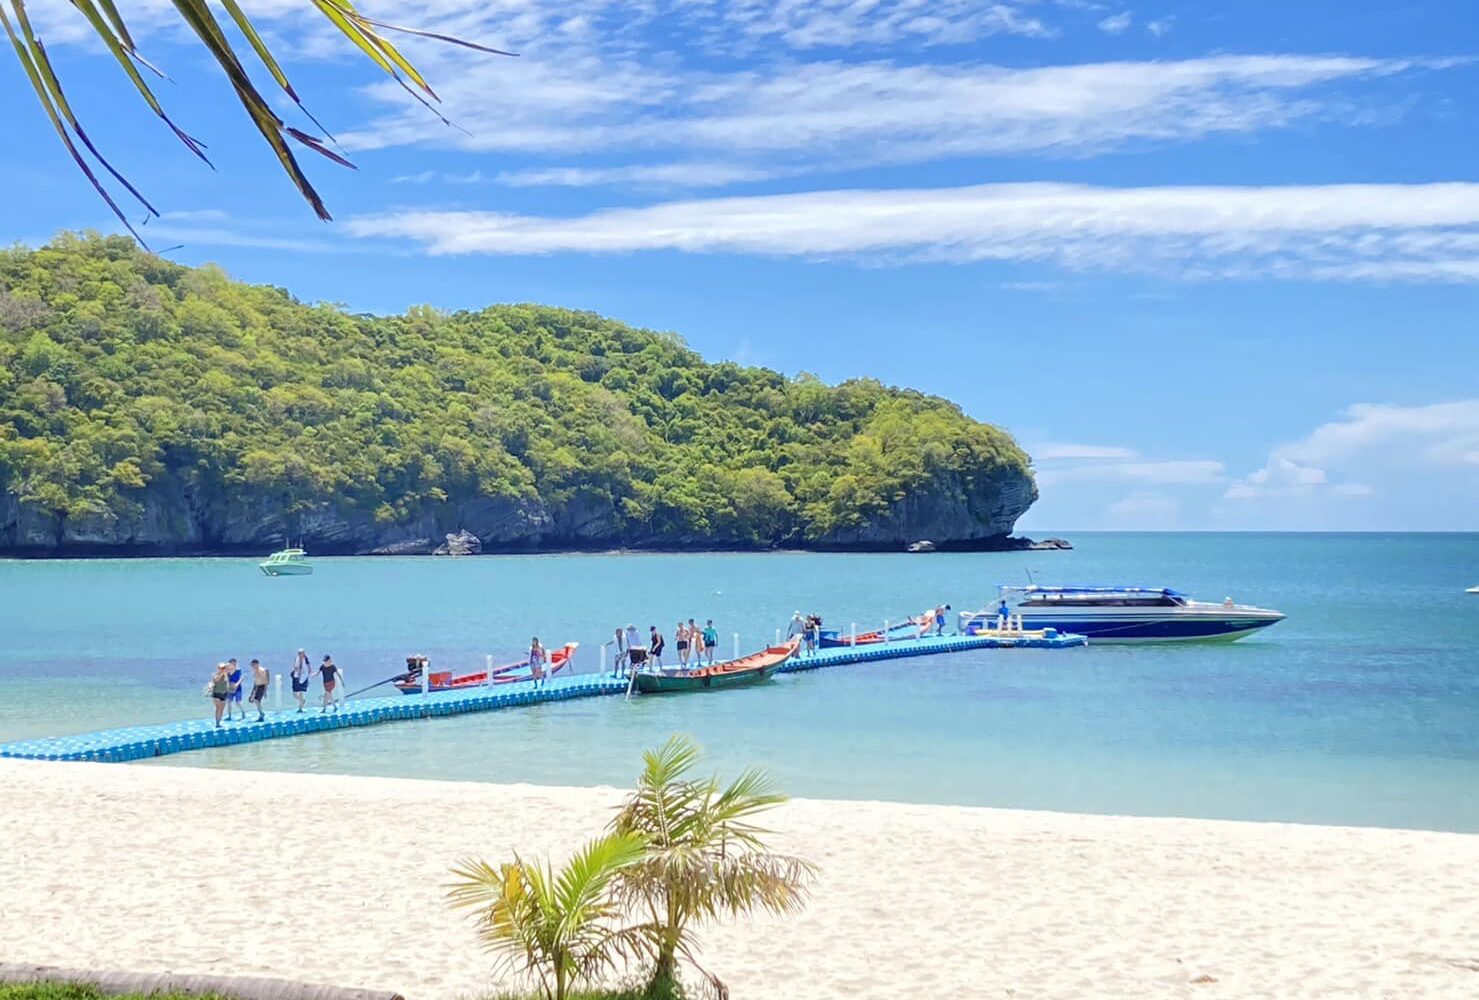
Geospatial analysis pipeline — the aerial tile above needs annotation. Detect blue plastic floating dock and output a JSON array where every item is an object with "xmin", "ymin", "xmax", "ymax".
[
  {"xmin": 778, "ymin": 629, "xmax": 1086, "ymax": 674},
  {"xmin": 0, "ymin": 674, "xmax": 627, "ymax": 764},
  {"xmin": 0, "ymin": 631, "xmax": 1083, "ymax": 764}
]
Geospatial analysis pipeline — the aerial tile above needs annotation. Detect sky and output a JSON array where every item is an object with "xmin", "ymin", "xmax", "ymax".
[{"xmin": 4, "ymin": 0, "xmax": 1479, "ymax": 531}]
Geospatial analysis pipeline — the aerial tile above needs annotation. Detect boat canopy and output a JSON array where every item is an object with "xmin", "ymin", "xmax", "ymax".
[{"xmin": 999, "ymin": 585, "xmax": 1187, "ymax": 597}]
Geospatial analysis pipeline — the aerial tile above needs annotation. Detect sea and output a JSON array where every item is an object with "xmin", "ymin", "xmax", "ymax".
[{"xmin": 2, "ymin": 533, "xmax": 1477, "ymax": 832}]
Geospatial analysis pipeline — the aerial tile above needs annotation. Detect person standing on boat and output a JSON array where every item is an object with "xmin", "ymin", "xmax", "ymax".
[
  {"xmin": 610, "ymin": 627, "xmax": 628, "ymax": 678},
  {"xmin": 686, "ymin": 618, "xmax": 701, "ymax": 665},
  {"xmin": 529, "ymin": 637, "xmax": 547, "ymax": 688},
  {"xmin": 248, "ymin": 658, "xmax": 270, "ymax": 722},
  {"xmin": 648, "ymin": 626, "xmax": 665, "ymax": 669},
  {"xmin": 675, "ymin": 622, "xmax": 690, "ymax": 668},
  {"xmin": 319, "ymin": 655, "xmax": 339, "ymax": 713},
  {"xmin": 226, "ymin": 658, "xmax": 247, "ymax": 720},
  {"xmin": 624, "ymin": 624, "xmax": 644, "ymax": 678},
  {"xmin": 290, "ymin": 649, "xmax": 310, "ymax": 713},
  {"xmin": 702, "ymin": 620, "xmax": 719, "ymax": 666},
  {"xmin": 210, "ymin": 663, "xmax": 231, "ymax": 728}
]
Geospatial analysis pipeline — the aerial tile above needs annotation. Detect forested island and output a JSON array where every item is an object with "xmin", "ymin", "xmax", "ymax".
[{"xmin": 0, "ymin": 234, "xmax": 1038, "ymax": 556}]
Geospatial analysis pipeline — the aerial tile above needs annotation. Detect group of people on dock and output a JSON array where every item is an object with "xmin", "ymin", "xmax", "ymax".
[
  {"xmin": 607, "ymin": 619, "xmax": 720, "ymax": 677},
  {"xmin": 208, "ymin": 650, "xmax": 343, "ymax": 727}
]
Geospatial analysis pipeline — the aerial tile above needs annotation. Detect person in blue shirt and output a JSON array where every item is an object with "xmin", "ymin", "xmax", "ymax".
[{"xmin": 226, "ymin": 658, "xmax": 246, "ymax": 721}]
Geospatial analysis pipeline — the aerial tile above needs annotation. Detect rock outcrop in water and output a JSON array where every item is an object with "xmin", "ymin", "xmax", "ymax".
[{"xmin": 0, "ymin": 234, "xmax": 1039, "ymax": 556}]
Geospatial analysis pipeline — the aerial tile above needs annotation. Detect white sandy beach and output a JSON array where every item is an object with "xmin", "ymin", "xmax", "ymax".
[{"xmin": 2, "ymin": 759, "xmax": 1477, "ymax": 999}]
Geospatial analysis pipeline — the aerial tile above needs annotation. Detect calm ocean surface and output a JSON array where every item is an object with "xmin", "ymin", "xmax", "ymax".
[{"xmin": 2, "ymin": 533, "xmax": 1477, "ymax": 831}]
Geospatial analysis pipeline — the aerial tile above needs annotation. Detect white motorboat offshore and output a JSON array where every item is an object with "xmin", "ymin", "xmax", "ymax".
[
  {"xmin": 259, "ymin": 547, "xmax": 313, "ymax": 577},
  {"xmin": 963, "ymin": 585, "xmax": 1285, "ymax": 643},
  {"xmin": 1467, "ymin": 585, "xmax": 1479, "ymax": 594}
]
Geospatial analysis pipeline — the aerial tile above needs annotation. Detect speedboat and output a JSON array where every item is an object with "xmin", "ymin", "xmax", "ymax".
[
  {"xmin": 1467, "ymin": 586, "xmax": 1479, "ymax": 594},
  {"xmin": 259, "ymin": 547, "xmax": 313, "ymax": 576},
  {"xmin": 965, "ymin": 585, "xmax": 1285, "ymax": 643}
]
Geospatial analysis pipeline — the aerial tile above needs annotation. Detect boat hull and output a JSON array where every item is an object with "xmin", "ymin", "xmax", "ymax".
[
  {"xmin": 394, "ymin": 643, "xmax": 577, "ymax": 694},
  {"xmin": 260, "ymin": 564, "xmax": 313, "ymax": 576},
  {"xmin": 980, "ymin": 613, "xmax": 1281, "ymax": 643},
  {"xmin": 634, "ymin": 663, "xmax": 781, "ymax": 693}
]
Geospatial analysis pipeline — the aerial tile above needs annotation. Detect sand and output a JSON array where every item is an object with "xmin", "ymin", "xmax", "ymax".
[{"xmin": 2, "ymin": 759, "xmax": 1477, "ymax": 999}]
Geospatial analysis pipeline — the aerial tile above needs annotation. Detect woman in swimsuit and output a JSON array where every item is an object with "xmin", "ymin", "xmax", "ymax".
[
  {"xmin": 210, "ymin": 663, "xmax": 231, "ymax": 727},
  {"xmin": 319, "ymin": 655, "xmax": 339, "ymax": 713},
  {"xmin": 290, "ymin": 649, "xmax": 310, "ymax": 712}
]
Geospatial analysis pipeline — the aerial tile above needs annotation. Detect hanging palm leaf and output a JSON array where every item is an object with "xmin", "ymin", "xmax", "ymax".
[{"xmin": 2, "ymin": 0, "xmax": 513, "ymax": 245}]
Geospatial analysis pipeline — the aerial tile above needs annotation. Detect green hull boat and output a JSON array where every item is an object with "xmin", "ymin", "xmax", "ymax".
[{"xmin": 632, "ymin": 639, "xmax": 798, "ymax": 695}]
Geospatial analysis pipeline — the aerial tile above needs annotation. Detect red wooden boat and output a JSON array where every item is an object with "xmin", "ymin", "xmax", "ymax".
[{"xmin": 394, "ymin": 642, "xmax": 578, "ymax": 694}]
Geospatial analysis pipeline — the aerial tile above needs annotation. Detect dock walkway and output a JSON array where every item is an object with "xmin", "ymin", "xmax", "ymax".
[{"xmin": 0, "ymin": 630, "xmax": 1083, "ymax": 764}]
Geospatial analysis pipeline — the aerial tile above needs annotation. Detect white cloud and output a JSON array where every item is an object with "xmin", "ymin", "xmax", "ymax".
[
  {"xmin": 1146, "ymin": 17, "xmax": 1173, "ymax": 37},
  {"xmin": 1036, "ymin": 459, "xmax": 1227, "ymax": 486},
  {"xmin": 1098, "ymin": 12, "xmax": 1133, "ymax": 35},
  {"xmin": 1226, "ymin": 400, "xmax": 1479, "ymax": 500},
  {"xmin": 345, "ymin": 181, "xmax": 1479, "ymax": 283},
  {"xmin": 1035, "ymin": 443, "xmax": 1140, "ymax": 460},
  {"xmin": 495, "ymin": 163, "xmax": 778, "ymax": 188},
  {"xmin": 1104, "ymin": 491, "xmax": 1182, "ymax": 526},
  {"xmin": 337, "ymin": 54, "xmax": 1439, "ymax": 175}
]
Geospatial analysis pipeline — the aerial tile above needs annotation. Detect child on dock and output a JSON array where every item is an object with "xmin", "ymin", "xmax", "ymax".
[
  {"xmin": 248, "ymin": 659, "xmax": 270, "ymax": 722},
  {"xmin": 226, "ymin": 658, "xmax": 246, "ymax": 721}
]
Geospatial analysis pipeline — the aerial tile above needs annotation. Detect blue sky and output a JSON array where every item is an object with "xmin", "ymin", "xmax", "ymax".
[{"xmin": 5, "ymin": 0, "xmax": 1479, "ymax": 531}]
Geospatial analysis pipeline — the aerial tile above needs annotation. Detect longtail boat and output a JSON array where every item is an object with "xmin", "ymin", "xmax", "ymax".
[
  {"xmin": 393, "ymin": 642, "xmax": 578, "ymax": 694},
  {"xmin": 633, "ymin": 638, "xmax": 798, "ymax": 694},
  {"xmin": 817, "ymin": 622, "xmax": 919, "ymax": 647}
]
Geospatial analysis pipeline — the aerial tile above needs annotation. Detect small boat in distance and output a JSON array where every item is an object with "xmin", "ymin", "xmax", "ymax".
[
  {"xmin": 634, "ymin": 638, "xmax": 799, "ymax": 694},
  {"xmin": 966, "ymin": 585, "xmax": 1285, "ymax": 643},
  {"xmin": 259, "ymin": 547, "xmax": 313, "ymax": 577},
  {"xmin": 394, "ymin": 642, "xmax": 579, "ymax": 694},
  {"xmin": 1467, "ymin": 586, "xmax": 1479, "ymax": 594}
]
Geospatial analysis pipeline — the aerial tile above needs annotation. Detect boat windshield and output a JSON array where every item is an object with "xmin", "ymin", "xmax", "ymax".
[{"xmin": 1021, "ymin": 593, "xmax": 1183, "ymax": 607}]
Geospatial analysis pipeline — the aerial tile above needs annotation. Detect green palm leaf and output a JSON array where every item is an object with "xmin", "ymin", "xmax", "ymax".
[{"xmin": 4, "ymin": 0, "xmax": 512, "ymax": 242}]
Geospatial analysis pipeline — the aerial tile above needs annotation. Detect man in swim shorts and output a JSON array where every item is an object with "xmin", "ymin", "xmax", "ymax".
[{"xmin": 248, "ymin": 658, "xmax": 270, "ymax": 721}]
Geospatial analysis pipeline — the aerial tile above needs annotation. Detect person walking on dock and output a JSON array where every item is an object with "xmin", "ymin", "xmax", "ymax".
[
  {"xmin": 702, "ymin": 619, "xmax": 719, "ymax": 666},
  {"xmin": 787, "ymin": 611, "xmax": 806, "ymax": 641},
  {"xmin": 290, "ymin": 649, "xmax": 310, "ymax": 713},
  {"xmin": 248, "ymin": 659, "xmax": 270, "ymax": 722},
  {"xmin": 319, "ymin": 655, "xmax": 339, "ymax": 713},
  {"xmin": 803, "ymin": 614, "xmax": 822, "ymax": 656},
  {"xmin": 210, "ymin": 663, "xmax": 231, "ymax": 727},
  {"xmin": 226, "ymin": 658, "xmax": 247, "ymax": 720},
  {"xmin": 934, "ymin": 604, "xmax": 951, "ymax": 637},
  {"xmin": 648, "ymin": 626, "xmax": 665, "ymax": 669},
  {"xmin": 529, "ymin": 637, "xmax": 547, "ymax": 688}
]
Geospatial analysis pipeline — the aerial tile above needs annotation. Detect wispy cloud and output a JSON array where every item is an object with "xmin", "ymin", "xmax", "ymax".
[
  {"xmin": 495, "ymin": 163, "xmax": 779, "ymax": 188},
  {"xmin": 338, "ymin": 54, "xmax": 1446, "ymax": 182},
  {"xmin": 1035, "ymin": 443, "xmax": 1141, "ymax": 460},
  {"xmin": 1098, "ymin": 11, "xmax": 1133, "ymax": 35},
  {"xmin": 345, "ymin": 181, "xmax": 1479, "ymax": 283}
]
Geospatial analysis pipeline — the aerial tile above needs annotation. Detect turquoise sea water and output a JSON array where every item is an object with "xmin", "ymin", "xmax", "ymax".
[{"xmin": 3, "ymin": 533, "xmax": 1478, "ymax": 831}]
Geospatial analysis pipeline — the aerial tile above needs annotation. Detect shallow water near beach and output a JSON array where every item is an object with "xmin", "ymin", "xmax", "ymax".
[{"xmin": 3, "ymin": 532, "xmax": 1478, "ymax": 831}]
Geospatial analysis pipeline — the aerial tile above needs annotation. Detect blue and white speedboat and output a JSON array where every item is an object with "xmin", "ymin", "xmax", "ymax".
[{"xmin": 965, "ymin": 585, "xmax": 1285, "ymax": 643}]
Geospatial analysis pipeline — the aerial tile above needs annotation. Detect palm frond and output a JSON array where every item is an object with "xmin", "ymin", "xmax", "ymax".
[{"xmin": 8, "ymin": 0, "xmax": 513, "ymax": 235}]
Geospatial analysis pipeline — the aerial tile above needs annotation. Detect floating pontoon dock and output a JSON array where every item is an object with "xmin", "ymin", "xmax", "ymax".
[{"xmin": 0, "ymin": 629, "xmax": 1084, "ymax": 763}]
